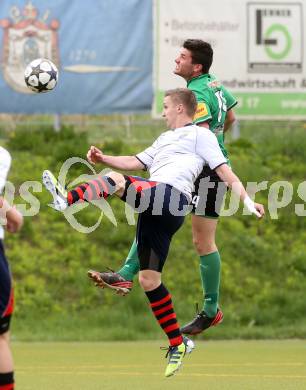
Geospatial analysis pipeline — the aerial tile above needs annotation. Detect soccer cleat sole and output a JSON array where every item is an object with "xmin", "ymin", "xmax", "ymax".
[
  {"xmin": 42, "ymin": 170, "xmax": 67, "ymax": 211},
  {"xmin": 165, "ymin": 362, "xmax": 182, "ymax": 377},
  {"xmin": 43, "ymin": 170, "xmax": 57, "ymax": 195},
  {"xmin": 87, "ymin": 270, "xmax": 131, "ymax": 296}
]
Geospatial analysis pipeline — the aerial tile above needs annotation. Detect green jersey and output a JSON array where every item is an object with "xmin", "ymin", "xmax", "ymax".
[{"xmin": 187, "ymin": 73, "xmax": 237, "ymax": 163}]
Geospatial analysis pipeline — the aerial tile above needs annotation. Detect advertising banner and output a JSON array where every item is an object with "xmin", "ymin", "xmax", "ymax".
[
  {"xmin": 0, "ymin": 0, "xmax": 153, "ymax": 113},
  {"xmin": 154, "ymin": 0, "xmax": 306, "ymax": 119}
]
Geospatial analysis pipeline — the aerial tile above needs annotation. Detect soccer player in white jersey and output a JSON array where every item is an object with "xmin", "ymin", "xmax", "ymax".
[
  {"xmin": 0, "ymin": 147, "xmax": 23, "ymax": 390},
  {"xmin": 43, "ymin": 88, "xmax": 264, "ymax": 377}
]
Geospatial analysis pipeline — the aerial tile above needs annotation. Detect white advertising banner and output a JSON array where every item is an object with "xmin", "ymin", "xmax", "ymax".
[{"xmin": 154, "ymin": 0, "xmax": 306, "ymax": 119}]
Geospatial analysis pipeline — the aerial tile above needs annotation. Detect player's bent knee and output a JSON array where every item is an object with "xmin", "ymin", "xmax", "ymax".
[
  {"xmin": 138, "ymin": 274, "xmax": 159, "ymax": 291},
  {"xmin": 193, "ymin": 237, "xmax": 217, "ymax": 255},
  {"xmin": 0, "ymin": 331, "xmax": 10, "ymax": 344}
]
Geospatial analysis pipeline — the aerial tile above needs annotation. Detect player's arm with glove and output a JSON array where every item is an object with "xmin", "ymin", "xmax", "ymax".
[
  {"xmin": 214, "ymin": 164, "xmax": 264, "ymax": 218},
  {"xmin": 196, "ymin": 129, "xmax": 264, "ymax": 218}
]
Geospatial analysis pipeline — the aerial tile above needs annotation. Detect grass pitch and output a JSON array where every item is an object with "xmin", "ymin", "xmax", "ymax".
[{"xmin": 14, "ymin": 340, "xmax": 306, "ymax": 390}]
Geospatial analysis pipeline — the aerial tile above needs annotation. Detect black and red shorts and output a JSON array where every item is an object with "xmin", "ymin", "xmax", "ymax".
[
  {"xmin": 0, "ymin": 240, "xmax": 14, "ymax": 334},
  {"xmin": 122, "ymin": 176, "xmax": 189, "ymax": 272}
]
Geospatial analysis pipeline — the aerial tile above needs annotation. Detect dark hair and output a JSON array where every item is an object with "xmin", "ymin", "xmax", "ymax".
[
  {"xmin": 165, "ymin": 88, "xmax": 197, "ymax": 117},
  {"xmin": 183, "ymin": 39, "xmax": 213, "ymax": 73}
]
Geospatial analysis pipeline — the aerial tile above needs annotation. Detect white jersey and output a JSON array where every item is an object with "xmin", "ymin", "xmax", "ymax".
[
  {"xmin": 0, "ymin": 147, "xmax": 12, "ymax": 239},
  {"xmin": 136, "ymin": 124, "xmax": 226, "ymax": 201}
]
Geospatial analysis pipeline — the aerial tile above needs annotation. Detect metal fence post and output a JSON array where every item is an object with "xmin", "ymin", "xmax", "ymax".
[{"xmin": 53, "ymin": 114, "xmax": 61, "ymax": 132}]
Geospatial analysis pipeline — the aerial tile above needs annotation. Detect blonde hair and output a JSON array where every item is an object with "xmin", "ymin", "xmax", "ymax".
[{"xmin": 164, "ymin": 88, "xmax": 197, "ymax": 117}]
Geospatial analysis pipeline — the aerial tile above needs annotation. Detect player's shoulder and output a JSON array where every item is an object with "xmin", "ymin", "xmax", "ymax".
[
  {"xmin": 159, "ymin": 130, "xmax": 173, "ymax": 138},
  {"xmin": 194, "ymin": 125, "xmax": 218, "ymax": 142},
  {"xmin": 188, "ymin": 74, "xmax": 210, "ymax": 93},
  {"xmin": 189, "ymin": 74, "xmax": 223, "ymax": 100},
  {"xmin": 154, "ymin": 130, "xmax": 173, "ymax": 143},
  {"xmin": 193, "ymin": 124, "xmax": 213, "ymax": 137},
  {"xmin": 207, "ymin": 74, "xmax": 233, "ymax": 94},
  {"xmin": 206, "ymin": 74, "xmax": 225, "ymax": 90}
]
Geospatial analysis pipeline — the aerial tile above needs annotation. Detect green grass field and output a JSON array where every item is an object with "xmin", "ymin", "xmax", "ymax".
[{"xmin": 13, "ymin": 340, "xmax": 306, "ymax": 390}]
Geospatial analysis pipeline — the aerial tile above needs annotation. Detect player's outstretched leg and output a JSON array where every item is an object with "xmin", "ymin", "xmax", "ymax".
[
  {"xmin": 187, "ymin": 216, "xmax": 223, "ymax": 335},
  {"xmin": 42, "ymin": 170, "xmax": 118, "ymax": 211}
]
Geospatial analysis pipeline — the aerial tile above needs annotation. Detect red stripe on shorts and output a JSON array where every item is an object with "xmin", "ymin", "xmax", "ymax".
[{"xmin": 3, "ymin": 287, "xmax": 14, "ymax": 317}]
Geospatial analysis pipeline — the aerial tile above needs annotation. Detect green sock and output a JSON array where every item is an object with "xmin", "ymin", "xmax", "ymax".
[
  {"xmin": 117, "ymin": 238, "xmax": 140, "ymax": 281},
  {"xmin": 199, "ymin": 251, "xmax": 221, "ymax": 317}
]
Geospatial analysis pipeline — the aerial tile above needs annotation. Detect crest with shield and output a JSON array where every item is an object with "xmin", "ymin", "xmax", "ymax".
[{"xmin": 0, "ymin": 1, "xmax": 60, "ymax": 93}]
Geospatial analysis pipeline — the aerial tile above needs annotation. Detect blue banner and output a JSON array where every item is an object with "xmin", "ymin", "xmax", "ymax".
[{"xmin": 0, "ymin": 0, "xmax": 153, "ymax": 113}]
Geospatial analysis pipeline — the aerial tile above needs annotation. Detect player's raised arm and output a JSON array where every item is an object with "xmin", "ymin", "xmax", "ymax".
[
  {"xmin": 87, "ymin": 146, "xmax": 144, "ymax": 171},
  {"xmin": 196, "ymin": 129, "xmax": 264, "ymax": 218},
  {"xmin": 215, "ymin": 164, "xmax": 264, "ymax": 218},
  {"xmin": 224, "ymin": 109, "xmax": 236, "ymax": 132}
]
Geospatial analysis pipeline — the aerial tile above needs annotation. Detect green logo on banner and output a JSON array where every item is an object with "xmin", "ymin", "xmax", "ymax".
[{"xmin": 264, "ymin": 24, "xmax": 292, "ymax": 60}]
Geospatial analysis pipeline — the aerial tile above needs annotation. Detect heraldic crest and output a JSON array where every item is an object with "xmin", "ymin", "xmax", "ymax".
[{"xmin": 0, "ymin": 1, "xmax": 60, "ymax": 93}]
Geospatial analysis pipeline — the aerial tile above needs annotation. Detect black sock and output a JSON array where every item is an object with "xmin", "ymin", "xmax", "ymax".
[
  {"xmin": 0, "ymin": 372, "xmax": 14, "ymax": 389},
  {"xmin": 145, "ymin": 283, "xmax": 183, "ymax": 346}
]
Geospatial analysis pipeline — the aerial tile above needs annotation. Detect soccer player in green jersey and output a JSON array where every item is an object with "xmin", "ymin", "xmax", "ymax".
[{"xmin": 89, "ymin": 39, "xmax": 238, "ymax": 335}]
